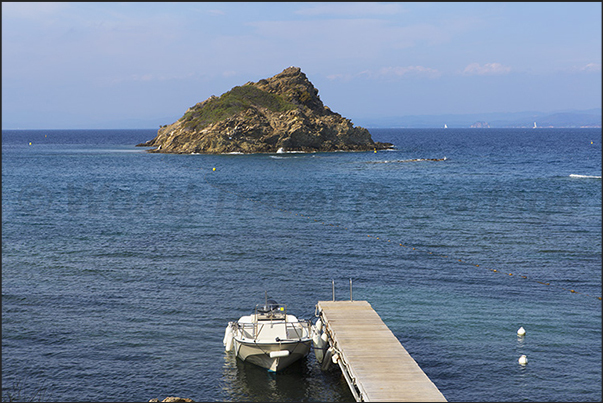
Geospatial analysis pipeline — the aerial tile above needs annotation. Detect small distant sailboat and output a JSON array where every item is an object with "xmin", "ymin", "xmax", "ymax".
[
  {"xmin": 444, "ymin": 124, "xmax": 448, "ymax": 129},
  {"xmin": 533, "ymin": 122, "xmax": 537, "ymax": 129}
]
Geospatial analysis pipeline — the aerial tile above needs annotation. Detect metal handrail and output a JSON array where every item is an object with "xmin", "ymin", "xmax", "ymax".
[
  {"xmin": 330, "ymin": 278, "xmax": 354, "ymax": 302},
  {"xmin": 234, "ymin": 318, "xmax": 311, "ymax": 341}
]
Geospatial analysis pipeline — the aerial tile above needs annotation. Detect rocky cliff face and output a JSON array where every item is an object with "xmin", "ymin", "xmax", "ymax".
[{"xmin": 137, "ymin": 67, "xmax": 392, "ymax": 154}]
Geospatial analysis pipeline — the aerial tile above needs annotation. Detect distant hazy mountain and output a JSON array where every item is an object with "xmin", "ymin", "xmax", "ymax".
[{"xmin": 357, "ymin": 108, "xmax": 602, "ymax": 128}]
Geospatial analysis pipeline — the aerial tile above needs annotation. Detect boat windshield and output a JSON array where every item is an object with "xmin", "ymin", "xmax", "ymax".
[{"xmin": 255, "ymin": 302, "xmax": 286, "ymax": 320}]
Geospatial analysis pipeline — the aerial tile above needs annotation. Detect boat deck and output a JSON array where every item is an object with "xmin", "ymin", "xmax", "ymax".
[{"xmin": 317, "ymin": 300, "xmax": 447, "ymax": 402}]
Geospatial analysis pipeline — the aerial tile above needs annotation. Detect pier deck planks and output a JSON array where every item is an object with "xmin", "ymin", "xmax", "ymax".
[{"xmin": 317, "ymin": 300, "xmax": 447, "ymax": 402}]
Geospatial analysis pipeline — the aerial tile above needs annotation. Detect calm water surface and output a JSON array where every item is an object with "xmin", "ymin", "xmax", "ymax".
[{"xmin": 2, "ymin": 128, "xmax": 601, "ymax": 402}]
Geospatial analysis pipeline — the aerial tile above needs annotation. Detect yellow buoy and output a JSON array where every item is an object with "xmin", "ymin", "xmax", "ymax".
[
  {"xmin": 518, "ymin": 355, "xmax": 528, "ymax": 366},
  {"xmin": 29, "ymin": 142, "xmax": 32, "ymax": 145},
  {"xmin": 213, "ymin": 167, "xmax": 216, "ymax": 171}
]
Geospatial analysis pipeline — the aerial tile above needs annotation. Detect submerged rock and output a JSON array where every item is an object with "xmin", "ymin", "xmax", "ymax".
[{"xmin": 137, "ymin": 67, "xmax": 393, "ymax": 154}]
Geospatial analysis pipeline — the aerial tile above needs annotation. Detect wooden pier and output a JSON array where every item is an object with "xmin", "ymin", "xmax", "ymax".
[{"xmin": 316, "ymin": 300, "xmax": 447, "ymax": 402}]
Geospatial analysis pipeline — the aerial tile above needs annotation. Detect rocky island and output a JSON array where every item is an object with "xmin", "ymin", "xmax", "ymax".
[{"xmin": 137, "ymin": 67, "xmax": 393, "ymax": 154}]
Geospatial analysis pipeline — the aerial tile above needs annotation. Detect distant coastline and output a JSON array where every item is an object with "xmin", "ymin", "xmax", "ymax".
[
  {"xmin": 2, "ymin": 109, "xmax": 601, "ymax": 131},
  {"xmin": 355, "ymin": 108, "xmax": 602, "ymax": 129}
]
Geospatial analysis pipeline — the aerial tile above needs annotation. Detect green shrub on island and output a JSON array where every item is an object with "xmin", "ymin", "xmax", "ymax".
[
  {"xmin": 139, "ymin": 67, "xmax": 394, "ymax": 154},
  {"xmin": 180, "ymin": 85, "xmax": 296, "ymax": 131}
]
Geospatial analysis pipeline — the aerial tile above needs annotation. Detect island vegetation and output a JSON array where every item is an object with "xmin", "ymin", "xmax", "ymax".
[{"xmin": 137, "ymin": 67, "xmax": 393, "ymax": 154}]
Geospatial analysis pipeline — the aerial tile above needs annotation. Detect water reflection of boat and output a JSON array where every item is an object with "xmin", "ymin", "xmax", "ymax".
[{"xmin": 223, "ymin": 297, "xmax": 312, "ymax": 372}]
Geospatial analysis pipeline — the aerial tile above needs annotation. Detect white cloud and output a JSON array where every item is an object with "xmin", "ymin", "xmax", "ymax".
[
  {"xmin": 377, "ymin": 66, "xmax": 441, "ymax": 78},
  {"xmin": 206, "ymin": 9, "xmax": 225, "ymax": 16},
  {"xmin": 105, "ymin": 72, "xmax": 198, "ymax": 85},
  {"xmin": 462, "ymin": 62, "xmax": 511, "ymax": 75},
  {"xmin": 562, "ymin": 63, "xmax": 603, "ymax": 74},
  {"xmin": 327, "ymin": 66, "xmax": 441, "ymax": 81},
  {"xmin": 326, "ymin": 73, "xmax": 353, "ymax": 81},
  {"xmin": 579, "ymin": 63, "xmax": 601, "ymax": 72},
  {"xmin": 295, "ymin": 2, "xmax": 406, "ymax": 17},
  {"xmin": 244, "ymin": 18, "xmax": 452, "ymax": 65},
  {"xmin": 1, "ymin": 2, "xmax": 67, "ymax": 20}
]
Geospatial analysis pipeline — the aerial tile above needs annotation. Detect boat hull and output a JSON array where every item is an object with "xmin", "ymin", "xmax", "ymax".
[
  {"xmin": 225, "ymin": 303, "xmax": 312, "ymax": 372},
  {"xmin": 234, "ymin": 338, "xmax": 311, "ymax": 372}
]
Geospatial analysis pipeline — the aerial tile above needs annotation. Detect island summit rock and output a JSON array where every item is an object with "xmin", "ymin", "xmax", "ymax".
[{"xmin": 137, "ymin": 67, "xmax": 393, "ymax": 154}]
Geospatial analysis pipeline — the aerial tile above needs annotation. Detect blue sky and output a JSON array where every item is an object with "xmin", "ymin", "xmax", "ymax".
[{"xmin": 2, "ymin": 2, "xmax": 601, "ymax": 129}]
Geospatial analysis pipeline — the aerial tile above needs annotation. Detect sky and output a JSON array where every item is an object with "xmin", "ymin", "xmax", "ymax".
[{"xmin": 2, "ymin": 2, "xmax": 601, "ymax": 129}]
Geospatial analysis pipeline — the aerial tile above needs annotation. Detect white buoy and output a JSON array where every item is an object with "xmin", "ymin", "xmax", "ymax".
[
  {"xmin": 517, "ymin": 326, "xmax": 526, "ymax": 336},
  {"xmin": 518, "ymin": 355, "xmax": 528, "ymax": 365}
]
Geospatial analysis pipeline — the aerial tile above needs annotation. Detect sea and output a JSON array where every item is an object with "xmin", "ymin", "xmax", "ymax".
[{"xmin": 2, "ymin": 127, "xmax": 601, "ymax": 402}]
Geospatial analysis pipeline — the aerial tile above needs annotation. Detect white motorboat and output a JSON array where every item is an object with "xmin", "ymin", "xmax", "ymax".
[{"xmin": 223, "ymin": 298, "xmax": 312, "ymax": 372}]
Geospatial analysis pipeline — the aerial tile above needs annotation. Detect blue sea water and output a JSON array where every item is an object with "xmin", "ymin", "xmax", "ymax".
[{"xmin": 2, "ymin": 128, "xmax": 601, "ymax": 402}]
